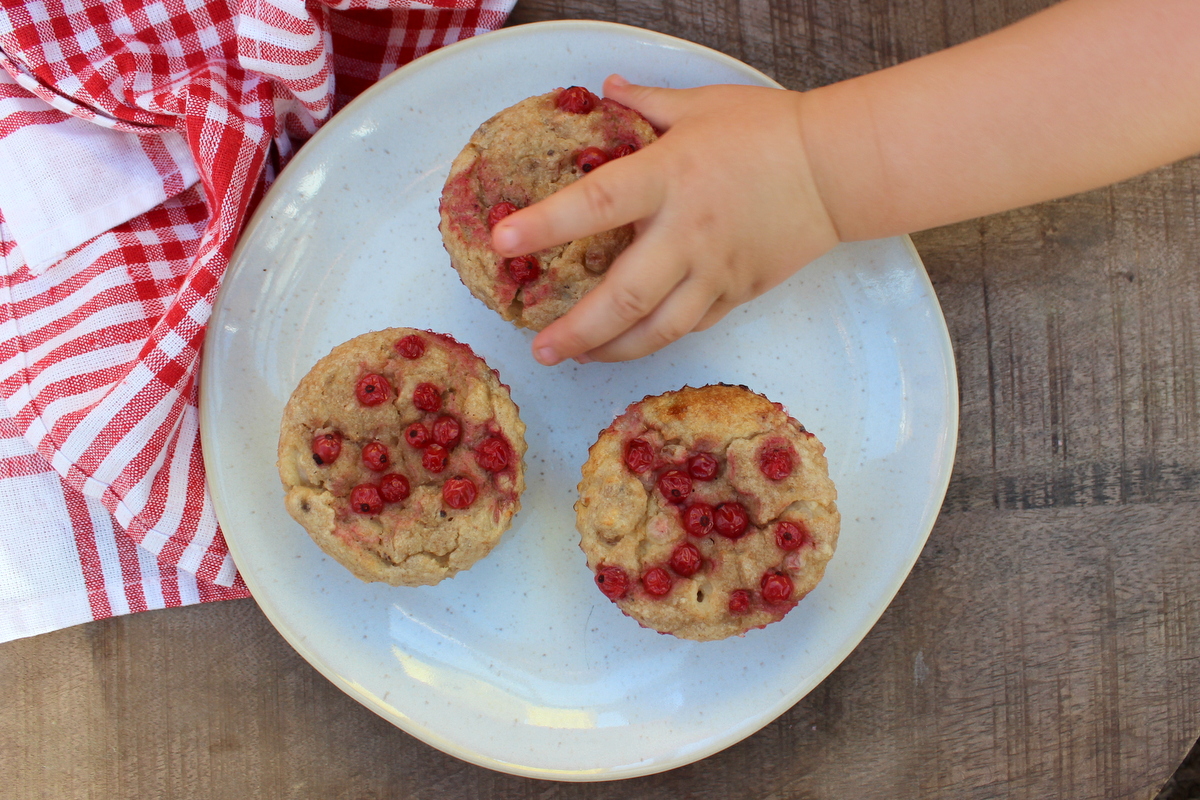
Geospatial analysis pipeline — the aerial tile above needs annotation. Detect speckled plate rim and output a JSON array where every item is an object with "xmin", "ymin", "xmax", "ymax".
[{"xmin": 200, "ymin": 19, "xmax": 959, "ymax": 782}]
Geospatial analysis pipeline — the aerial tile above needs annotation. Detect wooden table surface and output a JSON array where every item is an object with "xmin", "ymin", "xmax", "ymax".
[{"xmin": 5, "ymin": 1, "xmax": 1199, "ymax": 798}]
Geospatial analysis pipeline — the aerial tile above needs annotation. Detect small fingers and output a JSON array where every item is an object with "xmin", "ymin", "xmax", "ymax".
[
  {"xmin": 493, "ymin": 77, "xmax": 703, "ymax": 258},
  {"xmin": 603, "ymin": 75, "xmax": 689, "ymax": 131},
  {"xmin": 581, "ymin": 275, "xmax": 722, "ymax": 362},
  {"xmin": 492, "ymin": 153, "xmax": 663, "ymax": 258},
  {"xmin": 531, "ymin": 234, "xmax": 686, "ymax": 365},
  {"xmin": 691, "ymin": 299, "xmax": 736, "ymax": 333}
]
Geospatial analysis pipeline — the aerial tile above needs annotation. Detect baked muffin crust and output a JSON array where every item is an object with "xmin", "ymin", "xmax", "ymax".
[
  {"xmin": 278, "ymin": 328, "xmax": 526, "ymax": 586},
  {"xmin": 576, "ymin": 385, "xmax": 839, "ymax": 640}
]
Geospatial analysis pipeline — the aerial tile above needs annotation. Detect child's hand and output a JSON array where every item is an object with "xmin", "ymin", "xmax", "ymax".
[{"xmin": 490, "ymin": 75, "xmax": 840, "ymax": 366}]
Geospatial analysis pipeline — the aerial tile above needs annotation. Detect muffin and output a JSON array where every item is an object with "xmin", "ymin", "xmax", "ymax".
[
  {"xmin": 439, "ymin": 86, "xmax": 658, "ymax": 331},
  {"xmin": 277, "ymin": 328, "xmax": 526, "ymax": 586},
  {"xmin": 575, "ymin": 385, "xmax": 839, "ymax": 640}
]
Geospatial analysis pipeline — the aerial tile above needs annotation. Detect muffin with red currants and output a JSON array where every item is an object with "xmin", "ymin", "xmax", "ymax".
[
  {"xmin": 277, "ymin": 328, "xmax": 526, "ymax": 586},
  {"xmin": 439, "ymin": 86, "xmax": 658, "ymax": 331},
  {"xmin": 576, "ymin": 385, "xmax": 839, "ymax": 641}
]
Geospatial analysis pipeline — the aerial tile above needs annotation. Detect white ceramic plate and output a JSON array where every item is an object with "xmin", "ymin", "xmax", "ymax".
[{"xmin": 200, "ymin": 20, "xmax": 958, "ymax": 781}]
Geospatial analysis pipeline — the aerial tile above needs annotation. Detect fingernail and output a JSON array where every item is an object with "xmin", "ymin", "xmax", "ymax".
[
  {"xmin": 574, "ymin": 354, "xmax": 593, "ymax": 365},
  {"xmin": 534, "ymin": 346, "xmax": 559, "ymax": 365},
  {"xmin": 608, "ymin": 74, "xmax": 629, "ymax": 88},
  {"xmin": 492, "ymin": 225, "xmax": 520, "ymax": 256}
]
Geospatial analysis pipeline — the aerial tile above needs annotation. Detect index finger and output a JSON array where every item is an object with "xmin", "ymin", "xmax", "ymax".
[{"xmin": 491, "ymin": 152, "xmax": 664, "ymax": 257}]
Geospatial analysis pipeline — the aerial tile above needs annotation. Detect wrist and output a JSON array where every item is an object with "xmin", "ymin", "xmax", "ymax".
[
  {"xmin": 796, "ymin": 80, "xmax": 900, "ymax": 242},
  {"xmin": 780, "ymin": 88, "xmax": 845, "ymax": 248}
]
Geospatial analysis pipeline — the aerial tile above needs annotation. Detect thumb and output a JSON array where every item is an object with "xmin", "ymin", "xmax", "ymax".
[{"xmin": 603, "ymin": 74, "xmax": 688, "ymax": 130}]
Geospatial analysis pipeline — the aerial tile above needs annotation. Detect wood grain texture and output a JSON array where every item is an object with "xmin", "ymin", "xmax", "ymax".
[
  {"xmin": 931, "ymin": 171, "xmax": 1200, "ymax": 514},
  {"xmin": 3, "ymin": 0, "xmax": 1199, "ymax": 797}
]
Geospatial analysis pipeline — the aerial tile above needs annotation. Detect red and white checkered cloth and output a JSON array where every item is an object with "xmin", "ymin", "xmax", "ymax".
[{"xmin": 0, "ymin": 0, "xmax": 514, "ymax": 642}]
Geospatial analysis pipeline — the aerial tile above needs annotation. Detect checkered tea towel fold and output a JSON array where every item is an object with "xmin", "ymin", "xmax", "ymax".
[{"xmin": 0, "ymin": 0, "xmax": 514, "ymax": 642}]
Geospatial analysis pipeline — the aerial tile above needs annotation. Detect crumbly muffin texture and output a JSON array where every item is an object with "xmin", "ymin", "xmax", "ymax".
[
  {"xmin": 277, "ymin": 328, "xmax": 526, "ymax": 586},
  {"xmin": 439, "ymin": 87, "xmax": 658, "ymax": 331},
  {"xmin": 575, "ymin": 385, "xmax": 839, "ymax": 641}
]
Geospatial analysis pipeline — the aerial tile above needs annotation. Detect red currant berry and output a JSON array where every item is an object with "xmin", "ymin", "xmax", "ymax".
[
  {"xmin": 311, "ymin": 432, "xmax": 341, "ymax": 465},
  {"xmin": 442, "ymin": 477, "xmax": 477, "ymax": 509},
  {"xmin": 431, "ymin": 415, "xmax": 461, "ymax": 448},
  {"xmin": 475, "ymin": 436, "xmax": 512, "ymax": 472},
  {"xmin": 669, "ymin": 543, "xmax": 702, "ymax": 577},
  {"xmin": 506, "ymin": 255, "xmax": 540, "ymax": 285},
  {"xmin": 624, "ymin": 438, "xmax": 654, "ymax": 474},
  {"xmin": 714, "ymin": 502, "xmax": 749, "ymax": 539},
  {"xmin": 642, "ymin": 567, "xmax": 673, "ymax": 597},
  {"xmin": 395, "ymin": 334, "xmax": 425, "ymax": 359},
  {"xmin": 761, "ymin": 572, "xmax": 794, "ymax": 605},
  {"xmin": 404, "ymin": 422, "xmax": 431, "ymax": 448},
  {"xmin": 422, "ymin": 443, "xmax": 449, "ymax": 473},
  {"xmin": 379, "ymin": 473, "xmax": 410, "ymax": 503},
  {"xmin": 775, "ymin": 520, "xmax": 809, "ymax": 551},
  {"xmin": 656, "ymin": 469, "xmax": 692, "ymax": 504},
  {"xmin": 682, "ymin": 503, "xmax": 714, "ymax": 537},
  {"xmin": 687, "ymin": 452, "xmax": 719, "ymax": 481},
  {"xmin": 728, "ymin": 589, "xmax": 751, "ymax": 614},
  {"xmin": 349, "ymin": 484, "xmax": 383, "ymax": 515},
  {"xmin": 487, "ymin": 201, "xmax": 517, "ymax": 228},
  {"xmin": 556, "ymin": 86, "xmax": 597, "ymax": 114},
  {"xmin": 355, "ymin": 373, "xmax": 391, "ymax": 406},
  {"xmin": 413, "ymin": 382, "xmax": 441, "ymax": 413},
  {"xmin": 575, "ymin": 146, "xmax": 608, "ymax": 173},
  {"xmin": 760, "ymin": 446, "xmax": 794, "ymax": 481},
  {"xmin": 610, "ymin": 142, "xmax": 638, "ymax": 159},
  {"xmin": 595, "ymin": 564, "xmax": 629, "ymax": 600},
  {"xmin": 361, "ymin": 441, "xmax": 390, "ymax": 472}
]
